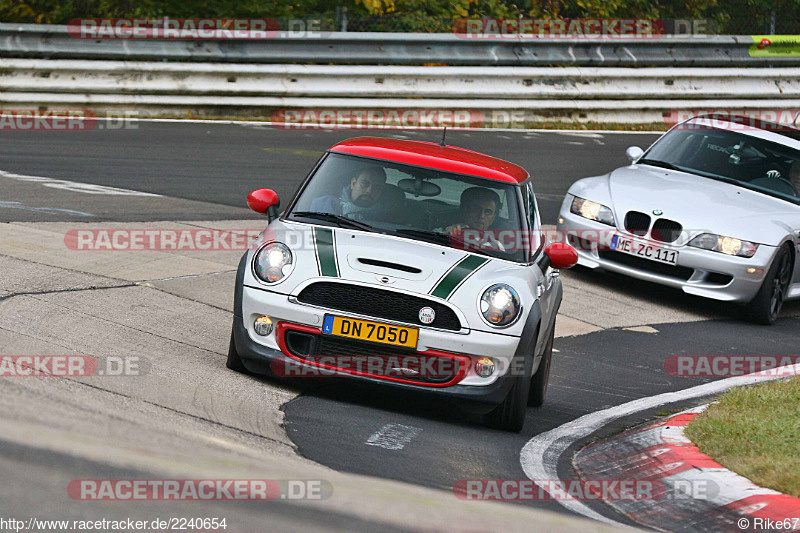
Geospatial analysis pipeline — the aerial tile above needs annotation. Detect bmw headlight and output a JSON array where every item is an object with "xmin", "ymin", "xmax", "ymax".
[
  {"xmin": 688, "ymin": 233, "xmax": 758, "ymax": 258},
  {"xmin": 570, "ymin": 196, "xmax": 615, "ymax": 226},
  {"xmin": 253, "ymin": 242, "xmax": 294, "ymax": 283},
  {"xmin": 480, "ymin": 284, "xmax": 521, "ymax": 327}
]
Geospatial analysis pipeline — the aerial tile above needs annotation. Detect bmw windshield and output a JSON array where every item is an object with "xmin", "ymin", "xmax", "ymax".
[
  {"xmin": 640, "ymin": 123, "xmax": 800, "ymax": 205},
  {"xmin": 287, "ymin": 152, "xmax": 531, "ymax": 262}
]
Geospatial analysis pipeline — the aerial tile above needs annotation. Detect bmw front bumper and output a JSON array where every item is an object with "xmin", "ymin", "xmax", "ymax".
[{"xmin": 556, "ymin": 206, "xmax": 777, "ymax": 303}]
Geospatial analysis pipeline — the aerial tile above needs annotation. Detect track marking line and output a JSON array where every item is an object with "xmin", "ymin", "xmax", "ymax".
[
  {"xmin": 0, "ymin": 200, "xmax": 94, "ymax": 217},
  {"xmin": 0, "ymin": 170, "xmax": 161, "ymax": 197},
  {"xmin": 622, "ymin": 326, "xmax": 659, "ymax": 334},
  {"xmin": 519, "ymin": 362, "xmax": 800, "ymax": 527},
  {"xmin": 365, "ymin": 423, "xmax": 422, "ymax": 451}
]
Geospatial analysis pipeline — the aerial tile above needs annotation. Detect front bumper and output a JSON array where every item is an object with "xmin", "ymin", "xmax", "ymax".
[
  {"xmin": 557, "ymin": 208, "xmax": 777, "ymax": 303},
  {"xmin": 233, "ymin": 276, "xmax": 544, "ymax": 411},
  {"xmin": 232, "ymin": 314, "xmax": 520, "ymax": 412}
]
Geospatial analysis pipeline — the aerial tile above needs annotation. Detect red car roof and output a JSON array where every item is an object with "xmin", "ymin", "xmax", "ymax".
[{"xmin": 328, "ymin": 137, "xmax": 530, "ymax": 184}]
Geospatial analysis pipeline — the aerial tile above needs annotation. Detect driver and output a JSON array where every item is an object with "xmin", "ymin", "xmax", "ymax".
[
  {"xmin": 444, "ymin": 187, "xmax": 503, "ymax": 235},
  {"xmin": 790, "ymin": 160, "xmax": 800, "ymax": 196},
  {"xmin": 310, "ymin": 167, "xmax": 387, "ymax": 219}
]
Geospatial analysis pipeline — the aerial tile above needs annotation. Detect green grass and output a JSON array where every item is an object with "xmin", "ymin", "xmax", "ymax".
[{"xmin": 684, "ymin": 377, "xmax": 800, "ymax": 497}]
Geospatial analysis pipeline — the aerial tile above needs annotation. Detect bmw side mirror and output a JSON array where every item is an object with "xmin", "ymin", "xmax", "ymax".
[
  {"xmin": 545, "ymin": 242, "xmax": 578, "ymax": 270},
  {"xmin": 247, "ymin": 188, "xmax": 281, "ymax": 222},
  {"xmin": 625, "ymin": 146, "xmax": 644, "ymax": 163}
]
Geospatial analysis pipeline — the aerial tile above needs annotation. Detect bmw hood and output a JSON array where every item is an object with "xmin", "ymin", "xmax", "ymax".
[{"xmin": 602, "ymin": 165, "xmax": 800, "ymax": 245}]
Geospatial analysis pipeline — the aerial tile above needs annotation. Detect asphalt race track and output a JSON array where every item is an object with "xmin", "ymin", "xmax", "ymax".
[
  {"xmin": 1, "ymin": 121, "xmax": 798, "ymax": 531},
  {"xmin": 0, "ymin": 122, "xmax": 659, "ymax": 224}
]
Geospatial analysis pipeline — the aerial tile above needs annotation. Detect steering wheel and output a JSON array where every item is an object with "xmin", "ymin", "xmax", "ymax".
[
  {"xmin": 751, "ymin": 174, "xmax": 800, "ymax": 197},
  {"xmin": 765, "ymin": 172, "xmax": 800, "ymax": 196},
  {"xmin": 777, "ymin": 177, "xmax": 799, "ymax": 196}
]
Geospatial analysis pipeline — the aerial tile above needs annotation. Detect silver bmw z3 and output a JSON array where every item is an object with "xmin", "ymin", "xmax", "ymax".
[{"xmin": 557, "ymin": 115, "xmax": 800, "ymax": 324}]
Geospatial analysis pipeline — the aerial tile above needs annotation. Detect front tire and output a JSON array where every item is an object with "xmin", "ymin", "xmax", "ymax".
[
  {"xmin": 528, "ymin": 324, "xmax": 554, "ymax": 407},
  {"xmin": 483, "ymin": 372, "xmax": 530, "ymax": 432},
  {"xmin": 483, "ymin": 327, "xmax": 538, "ymax": 432},
  {"xmin": 743, "ymin": 244, "xmax": 793, "ymax": 325},
  {"xmin": 226, "ymin": 327, "xmax": 248, "ymax": 373}
]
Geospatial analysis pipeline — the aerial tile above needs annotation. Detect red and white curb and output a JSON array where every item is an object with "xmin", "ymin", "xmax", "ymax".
[
  {"xmin": 573, "ymin": 406, "xmax": 800, "ymax": 531},
  {"xmin": 520, "ymin": 363, "xmax": 800, "ymax": 529}
]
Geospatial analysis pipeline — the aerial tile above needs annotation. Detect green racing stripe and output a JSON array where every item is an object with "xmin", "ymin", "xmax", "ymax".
[
  {"xmin": 430, "ymin": 255, "xmax": 489, "ymax": 300},
  {"xmin": 314, "ymin": 227, "xmax": 339, "ymax": 277}
]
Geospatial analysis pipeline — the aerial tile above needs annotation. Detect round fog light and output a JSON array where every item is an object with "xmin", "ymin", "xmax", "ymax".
[
  {"xmin": 475, "ymin": 357, "xmax": 495, "ymax": 378},
  {"xmin": 254, "ymin": 315, "xmax": 274, "ymax": 336}
]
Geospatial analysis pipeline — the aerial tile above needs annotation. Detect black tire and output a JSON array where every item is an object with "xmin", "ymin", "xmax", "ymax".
[
  {"xmin": 743, "ymin": 244, "xmax": 793, "ymax": 325},
  {"xmin": 483, "ymin": 328, "xmax": 538, "ymax": 432},
  {"xmin": 483, "ymin": 372, "xmax": 530, "ymax": 432},
  {"xmin": 528, "ymin": 324, "xmax": 554, "ymax": 407},
  {"xmin": 226, "ymin": 328, "xmax": 248, "ymax": 373}
]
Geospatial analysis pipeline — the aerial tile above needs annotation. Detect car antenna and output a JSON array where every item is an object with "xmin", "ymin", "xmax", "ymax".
[{"xmin": 439, "ymin": 127, "xmax": 447, "ymax": 147}]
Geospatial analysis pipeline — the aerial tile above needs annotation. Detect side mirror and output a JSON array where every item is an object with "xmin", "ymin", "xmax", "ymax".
[
  {"xmin": 625, "ymin": 146, "xmax": 644, "ymax": 163},
  {"xmin": 247, "ymin": 189, "xmax": 280, "ymax": 221},
  {"xmin": 545, "ymin": 242, "xmax": 578, "ymax": 270}
]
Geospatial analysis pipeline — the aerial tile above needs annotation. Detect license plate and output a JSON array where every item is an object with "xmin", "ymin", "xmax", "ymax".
[
  {"xmin": 611, "ymin": 234, "xmax": 679, "ymax": 265},
  {"xmin": 322, "ymin": 315, "xmax": 418, "ymax": 349}
]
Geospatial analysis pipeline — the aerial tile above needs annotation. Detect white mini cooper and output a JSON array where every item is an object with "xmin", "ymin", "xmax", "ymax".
[{"xmin": 227, "ymin": 137, "xmax": 577, "ymax": 431}]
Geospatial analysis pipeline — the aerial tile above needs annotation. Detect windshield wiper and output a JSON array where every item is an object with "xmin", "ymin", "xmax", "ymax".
[
  {"xmin": 638, "ymin": 158, "xmax": 730, "ymax": 181},
  {"xmin": 292, "ymin": 211, "xmax": 374, "ymax": 232},
  {"xmin": 394, "ymin": 229, "xmax": 501, "ymax": 259},
  {"xmin": 395, "ymin": 228, "xmax": 451, "ymax": 244},
  {"xmin": 637, "ymin": 158, "xmax": 685, "ymax": 172}
]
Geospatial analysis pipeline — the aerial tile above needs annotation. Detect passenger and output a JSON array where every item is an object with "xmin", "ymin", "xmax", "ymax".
[{"xmin": 310, "ymin": 167, "xmax": 387, "ymax": 219}]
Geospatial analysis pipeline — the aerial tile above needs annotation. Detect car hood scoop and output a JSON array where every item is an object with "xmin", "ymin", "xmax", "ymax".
[
  {"xmin": 335, "ymin": 230, "xmax": 468, "ymax": 286},
  {"xmin": 356, "ymin": 257, "xmax": 423, "ymax": 274}
]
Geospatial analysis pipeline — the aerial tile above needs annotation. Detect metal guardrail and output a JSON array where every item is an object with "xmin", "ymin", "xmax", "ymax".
[
  {"xmin": 2, "ymin": 22, "xmax": 799, "ymax": 66},
  {"xmin": 3, "ymin": 60, "xmax": 799, "ymax": 99},
  {"xmin": 2, "ymin": 23, "xmax": 798, "ymax": 124},
  {"xmin": 2, "ymin": 59, "xmax": 799, "ymax": 124}
]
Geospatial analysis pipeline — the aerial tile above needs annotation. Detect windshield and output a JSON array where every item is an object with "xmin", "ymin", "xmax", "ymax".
[
  {"xmin": 288, "ymin": 152, "xmax": 528, "ymax": 262},
  {"xmin": 641, "ymin": 124, "xmax": 800, "ymax": 205}
]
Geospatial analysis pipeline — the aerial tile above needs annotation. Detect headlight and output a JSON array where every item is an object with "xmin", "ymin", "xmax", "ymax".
[
  {"xmin": 479, "ymin": 284, "xmax": 521, "ymax": 328},
  {"xmin": 253, "ymin": 242, "xmax": 294, "ymax": 283},
  {"xmin": 688, "ymin": 233, "xmax": 758, "ymax": 258},
  {"xmin": 570, "ymin": 196, "xmax": 615, "ymax": 226}
]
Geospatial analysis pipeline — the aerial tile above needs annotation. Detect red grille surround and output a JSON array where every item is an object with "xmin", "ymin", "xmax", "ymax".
[{"xmin": 274, "ymin": 321, "xmax": 472, "ymax": 387}]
